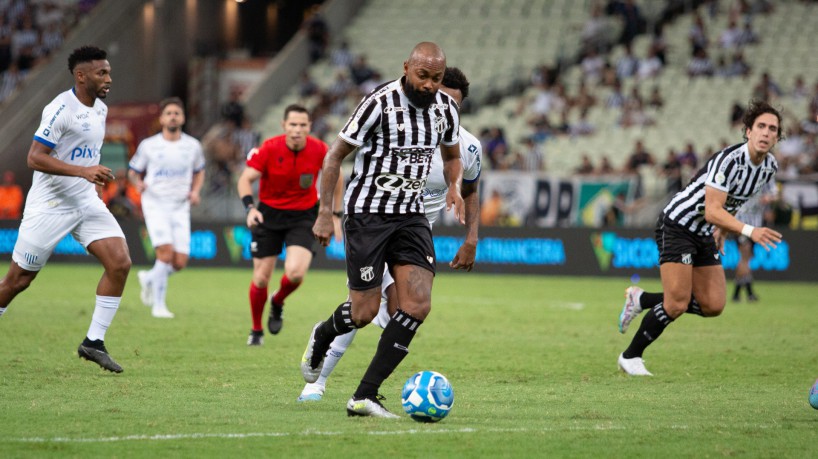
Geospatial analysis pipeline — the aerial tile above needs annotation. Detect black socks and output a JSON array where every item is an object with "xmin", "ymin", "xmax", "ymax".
[{"xmin": 354, "ymin": 309, "xmax": 422, "ymax": 399}]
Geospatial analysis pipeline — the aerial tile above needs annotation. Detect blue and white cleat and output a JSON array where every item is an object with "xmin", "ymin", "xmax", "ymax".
[{"xmin": 297, "ymin": 383, "xmax": 325, "ymax": 402}]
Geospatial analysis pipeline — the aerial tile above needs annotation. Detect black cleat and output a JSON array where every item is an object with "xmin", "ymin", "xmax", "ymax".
[
  {"xmin": 247, "ymin": 330, "xmax": 264, "ymax": 346},
  {"xmin": 268, "ymin": 304, "xmax": 283, "ymax": 335},
  {"xmin": 78, "ymin": 341, "xmax": 123, "ymax": 373}
]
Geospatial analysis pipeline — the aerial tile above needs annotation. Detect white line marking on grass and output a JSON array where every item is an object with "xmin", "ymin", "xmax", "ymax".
[{"xmin": 7, "ymin": 425, "xmax": 629, "ymax": 444}]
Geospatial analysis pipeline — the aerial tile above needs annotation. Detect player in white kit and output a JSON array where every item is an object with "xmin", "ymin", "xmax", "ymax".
[
  {"xmin": 0, "ymin": 46, "xmax": 130, "ymax": 373},
  {"xmin": 298, "ymin": 67, "xmax": 481, "ymax": 401},
  {"xmin": 129, "ymin": 97, "xmax": 205, "ymax": 319}
]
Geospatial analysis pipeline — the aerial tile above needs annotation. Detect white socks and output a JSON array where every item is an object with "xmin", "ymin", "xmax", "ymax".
[
  {"xmin": 150, "ymin": 260, "xmax": 175, "ymax": 308},
  {"xmin": 86, "ymin": 295, "xmax": 121, "ymax": 341},
  {"xmin": 315, "ymin": 329, "xmax": 357, "ymax": 386}
]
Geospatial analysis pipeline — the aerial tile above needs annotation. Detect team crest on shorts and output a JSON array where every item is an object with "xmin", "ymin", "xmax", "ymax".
[
  {"xmin": 250, "ymin": 241, "xmax": 258, "ymax": 253},
  {"xmin": 360, "ymin": 266, "xmax": 374, "ymax": 282},
  {"xmin": 681, "ymin": 253, "xmax": 692, "ymax": 265}
]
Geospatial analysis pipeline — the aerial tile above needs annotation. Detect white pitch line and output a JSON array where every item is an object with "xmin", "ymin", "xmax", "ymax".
[{"xmin": 7, "ymin": 425, "xmax": 629, "ymax": 444}]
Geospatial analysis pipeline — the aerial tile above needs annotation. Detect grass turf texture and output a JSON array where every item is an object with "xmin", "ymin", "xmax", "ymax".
[{"xmin": 1, "ymin": 264, "xmax": 816, "ymax": 458}]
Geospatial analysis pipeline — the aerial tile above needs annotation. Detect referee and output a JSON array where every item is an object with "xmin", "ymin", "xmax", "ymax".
[
  {"xmin": 300, "ymin": 42, "xmax": 464, "ymax": 417},
  {"xmin": 616, "ymin": 99, "xmax": 783, "ymax": 376}
]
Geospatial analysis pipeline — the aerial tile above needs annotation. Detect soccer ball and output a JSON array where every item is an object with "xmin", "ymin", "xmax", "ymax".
[
  {"xmin": 401, "ymin": 370, "xmax": 454, "ymax": 422},
  {"xmin": 809, "ymin": 379, "xmax": 818, "ymax": 410}
]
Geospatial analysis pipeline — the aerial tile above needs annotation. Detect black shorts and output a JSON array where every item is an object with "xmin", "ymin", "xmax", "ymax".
[
  {"xmin": 344, "ymin": 213, "xmax": 435, "ymax": 291},
  {"xmin": 251, "ymin": 202, "xmax": 318, "ymax": 259},
  {"xmin": 655, "ymin": 215, "xmax": 721, "ymax": 267}
]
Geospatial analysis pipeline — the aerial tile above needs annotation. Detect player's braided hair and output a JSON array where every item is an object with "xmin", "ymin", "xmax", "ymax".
[
  {"xmin": 442, "ymin": 67, "xmax": 469, "ymax": 100},
  {"xmin": 68, "ymin": 46, "xmax": 107, "ymax": 74},
  {"xmin": 742, "ymin": 99, "xmax": 784, "ymax": 142}
]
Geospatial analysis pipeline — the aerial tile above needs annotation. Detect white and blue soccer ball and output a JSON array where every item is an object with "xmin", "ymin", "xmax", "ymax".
[{"xmin": 401, "ymin": 370, "xmax": 454, "ymax": 422}]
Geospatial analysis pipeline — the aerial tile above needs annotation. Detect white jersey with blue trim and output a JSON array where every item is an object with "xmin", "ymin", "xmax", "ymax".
[
  {"xmin": 130, "ymin": 132, "xmax": 205, "ymax": 208},
  {"xmin": 27, "ymin": 88, "xmax": 108, "ymax": 213},
  {"xmin": 422, "ymin": 126, "xmax": 482, "ymax": 225}
]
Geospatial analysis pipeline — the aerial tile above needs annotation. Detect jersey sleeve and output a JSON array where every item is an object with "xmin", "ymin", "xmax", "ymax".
[
  {"xmin": 32, "ymin": 101, "xmax": 69, "ymax": 149},
  {"xmin": 439, "ymin": 102, "xmax": 460, "ymax": 147},
  {"xmin": 338, "ymin": 95, "xmax": 382, "ymax": 147},
  {"xmin": 129, "ymin": 139, "xmax": 149, "ymax": 173},
  {"xmin": 192, "ymin": 139, "xmax": 206, "ymax": 173},
  {"xmin": 245, "ymin": 144, "xmax": 266, "ymax": 172},
  {"xmin": 704, "ymin": 151, "xmax": 738, "ymax": 192},
  {"xmin": 460, "ymin": 132, "xmax": 482, "ymax": 183}
]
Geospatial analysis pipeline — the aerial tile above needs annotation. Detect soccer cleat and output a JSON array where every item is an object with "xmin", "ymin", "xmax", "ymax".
[
  {"xmin": 747, "ymin": 294, "xmax": 759, "ymax": 302},
  {"xmin": 268, "ymin": 303, "xmax": 283, "ymax": 335},
  {"xmin": 297, "ymin": 383, "xmax": 325, "ymax": 402},
  {"xmin": 78, "ymin": 341, "xmax": 123, "ymax": 373},
  {"xmin": 151, "ymin": 306, "xmax": 175, "ymax": 319},
  {"xmin": 346, "ymin": 394, "xmax": 401, "ymax": 418},
  {"xmin": 247, "ymin": 330, "xmax": 264, "ymax": 346},
  {"xmin": 618, "ymin": 286, "xmax": 644, "ymax": 334},
  {"xmin": 618, "ymin": 353, "xmax": 653, "ymax": 376},
  {"xmin": 137, "ymin": 270, "xmax": 153, "ymax": 307},
  {"xmin": 300, "ymin": 322, "xmax": 327, "ymax": 383}
]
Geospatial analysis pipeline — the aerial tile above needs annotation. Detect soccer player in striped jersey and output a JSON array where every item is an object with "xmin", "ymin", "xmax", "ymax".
[
  {"xmin": 301, "ymin": 42, "xmax": 465, "ymax": 418},
  {"xmin": 297, "ymin": 67, "xmax": 480, "ymax": 403},
  {"xmin": 616, "ymin": 99, "xmax": 783, "ymax": 376},
  {"xmin": 0, "ymin": 46, "xmax": 130, "ymax": 373}
]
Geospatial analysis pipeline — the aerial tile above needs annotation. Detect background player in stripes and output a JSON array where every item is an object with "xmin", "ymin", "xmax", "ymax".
[
  {"xmin": 0, "ymin": 46, "xmax": 130, "ymax": 373},
  {"xmin": 301, "ymin": 42, "xmax": 464, "ymax": 418},
  {"xmin": 616, "ymin": 99, "xmax": 783, "ymax": 376},
  {"xmin": 237, "ymin": 104, "xmax": 343, "ymax": 346},
  {"xmin": 297, "ymin": 66, "xmax": 480, "ymax": 402},
  {"xmin": 732, "ymin": 180, "xmax": 777, "ymax": 302},
  {"xmin": 129, "ymin": 97, "xmax": 205, "ymax": 319}
]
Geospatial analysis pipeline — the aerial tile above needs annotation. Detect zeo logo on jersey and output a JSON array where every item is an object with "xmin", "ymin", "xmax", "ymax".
[
  {"xmin": 433, "ymin": 116, "xmax": 448, "ymax": 134},
  {"xmin": 375, "ymin": 174, "xmax": 426, "ymax": 193},
  {"xmin": 360, "ymin": 266, "xmax": 374, "ymax": 282}
]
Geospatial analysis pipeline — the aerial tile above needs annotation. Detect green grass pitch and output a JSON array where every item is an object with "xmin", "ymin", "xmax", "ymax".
[{"xmin": 1, "ymin": 264, "xmax": 816, "ymax": 457}]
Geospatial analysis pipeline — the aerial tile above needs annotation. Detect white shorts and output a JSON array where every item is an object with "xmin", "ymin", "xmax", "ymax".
[
  {"xmin": 13, "ymin": 199, "xmax": 125, "ymax": 271},
  {"xmin": 142, "ymin": 201, "xmax": 191, "ymax": 254}
]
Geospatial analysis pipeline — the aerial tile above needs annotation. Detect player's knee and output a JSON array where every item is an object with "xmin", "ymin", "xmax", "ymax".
[
  {"xmin": 400, "ymin": 302, "xmax": 431, "ymax": 321},
  {"xmin": 351, "ymin": 307, "xmax": 376, "ymax": 327},
  {"xmin": 110, "ymin": 254, "xmax": 131, "ymax": 278},
  {"xmin": 3, "ymin": 274, "xmax": 34, "ymax": 294},
  {"xmin": 700, "ymin": 301, "xmax": 725, "ymax": 317}
]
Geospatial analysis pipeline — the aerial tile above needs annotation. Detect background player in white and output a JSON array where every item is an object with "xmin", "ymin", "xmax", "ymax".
[
  {"xmin": 129, "ymin": 97, "xmax": 205, "ymax": 319},
  {"xmin": 0, "ymin": 46, "xmax": 130, "ymax": 373},
  {"xmin": 298, "ymin": 66, "xmax": 479, "ymax": 402}
]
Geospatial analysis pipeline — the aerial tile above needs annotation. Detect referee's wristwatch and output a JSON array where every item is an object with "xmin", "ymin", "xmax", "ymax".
[{"xmin": 332, "ymin": 211, "xmax": 343, "ymax": 217}]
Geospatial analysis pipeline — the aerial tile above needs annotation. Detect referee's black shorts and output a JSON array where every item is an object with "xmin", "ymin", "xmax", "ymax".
[
  {"xmin": 655, "ymin": 214, "xmax": 721, "ymax": 267},
  {"xmin": 344, "ymin": 213, "xmax": 435, "ymax": 291},
  {"xmin": 250, "ymin": 202, "xmax": 318, "ymax": 259}
]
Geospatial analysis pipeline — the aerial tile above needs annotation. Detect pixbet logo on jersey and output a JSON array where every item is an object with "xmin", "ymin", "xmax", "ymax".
[{"xmin": 70, "ymin": 145, "xmax": 100, "ymax": 161}]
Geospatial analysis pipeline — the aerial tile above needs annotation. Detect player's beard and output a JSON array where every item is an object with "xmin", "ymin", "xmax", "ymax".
[{"xmin": 403, "ymin": 79, "xmax": 436, "ymax": 109}]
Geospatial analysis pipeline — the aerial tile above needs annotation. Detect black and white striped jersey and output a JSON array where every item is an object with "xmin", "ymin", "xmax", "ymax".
[
  {"xmin": 663, "ymin": 142, "xmax": 778, "ymax": 236},
  {"xmin": 338, "ymin": 77, "xmax": 460, "ymax": 215}
]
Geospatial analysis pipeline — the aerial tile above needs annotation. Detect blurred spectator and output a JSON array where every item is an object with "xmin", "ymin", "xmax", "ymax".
[
  {"xmin": 303, "ymin": 8, "xmax": 328, "ymax": 62},
  {"xmin": 597, "ymin": 155, "xmax": 615, "ymax": 175},
  {"xmin": 484, "ymin": 127, "xmax": 509, "ymax": 170},
  {"xmin": 752, "ymin": 72, "xmax": 783, "ymax": 101},
  {"xmin": 605, "ymin": 79, "xmax": 626, "ymax": 108},
  {"xmin": 580, "ymin": 48, "xmax": 605, "ymax": 83},
  {"xmin": 718, "ymin": 18, "xmax": 742, "ymax": 49},
  {"xmin": 636, "ymin": 47, "xmax": 662, "ymax": 80},
  {"xmin": 204, "ymin": 124, "xmax": 243, "ymax": 193},
  {"xmin": 687, "ymin": 47, "xmax": 715, "ymax": 78},
  {"xmin": 349, "ymin": 55, "xmax": 376, "ymax": 86},
  {"xmin": 515, "ymin": 137, "xmax": 545, "ymax": 171},
  {"xmin": 607, "ymin": 0, "xmax": 646, "ymax": 46},
  {"xmin": 576, "ymin": 154, "xmax": 595, "ymax": 175},
  {"xmin": 581, "ymin": 3, "xmax": 609, "ymax": 52},
  {"xmin": 677, "ymin": 142, "xmax": 699, "ymax": 169},
  {"xmin": 0, "ymin": 14, "xmax": 13, "ymax": 73},
  {"xmin": 616, "ymin": 43, "xmax": 638, "ymax": 80},
  {"xmin": 790, "ymin": 75, "xmax": 808, "ymax": 101},
  {"xmin": 688, "ymin": 12, "xmax": 709, "ymax": 51},
  {"xmin": 619, "ymin": 98, "xmax": 654, "ymax": 128},
  {"xmin": 736, "ymin": 20, "xmax": 759, "ymax": 46},
  {"xmin": 647, "ymin": 85, "xmax": 664, "ymax": 110},
  {"xmin": 0, "ymin": 170, "xmax": 23, "ymax": 219},
  {"xmin": 480, "ymin": 189, "xmax": 506, "ymax": 226},
  {"xmin": 297, "ymin": 71, "xmax": 320, "ymax": 98},
  {"xmin": 624, "ymin": 139, "xmax": 655, "ymax": 173},
  {"xmin": 725, "ymin": 51, "xmax": 751, "ymax": 78},
  {"xmin": 661, "ymin": 148, "xmax": 683, "ymax": 194},
  {"xmin": 0, "ymin": 61, "xmax": 25, "ymax": 102},
  {"xmin": 102, "ymin": 169, "xmax": 141, "ymax": 219},
  {"xmin": 221, "ymin": 88, "xmax": 245, "ymax": 127},
  {"xmin": 329, "ymin": 40, "xmax": 354, "ymax": 69},
  {"xmin": 359, "ymin": 70, "xmax": 384, "ymax": 96},
  {"xmin": 569, "ymin": 109, "xmax": 596, "ymax": 137},
  {"xmin": 730, "ymin": 101, "xmax": 745, "ymax": 128}
]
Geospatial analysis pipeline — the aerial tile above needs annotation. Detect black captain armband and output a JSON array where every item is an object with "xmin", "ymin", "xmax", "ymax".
[
  {"xmin": 332, "ymin": 211, "xmax": 343, "ymax": 217},
  {"xmin": 241, "ymin": 195, "xmax": 255, "ymax": 212}
]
